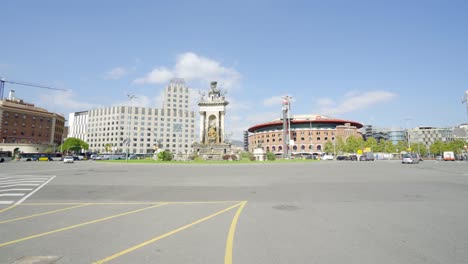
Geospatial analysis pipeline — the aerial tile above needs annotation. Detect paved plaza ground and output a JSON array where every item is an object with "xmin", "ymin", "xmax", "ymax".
[{"xmin": 0, "ymin": 160, "xmax": 467, "ymax": 264}]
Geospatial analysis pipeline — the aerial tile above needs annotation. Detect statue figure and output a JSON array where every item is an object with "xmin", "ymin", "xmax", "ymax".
[{"xmin": 208, "ymin": 125, "xmax": 217, "ymax": 141}]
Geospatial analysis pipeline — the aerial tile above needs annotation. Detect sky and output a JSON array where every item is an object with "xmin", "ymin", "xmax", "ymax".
[{"xmin": 1, "ymin": 0, "xmax": 468, "ymax": 140}]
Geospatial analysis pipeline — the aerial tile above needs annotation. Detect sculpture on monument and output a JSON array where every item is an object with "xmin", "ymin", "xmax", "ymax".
[{"xmin": 193, "ymin": 81, "xmax": 231, "ymax": 160}]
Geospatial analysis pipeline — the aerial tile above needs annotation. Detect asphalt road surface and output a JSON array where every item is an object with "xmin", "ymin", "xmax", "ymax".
[{"xmin": 0, "ymin": 160, "xmax": 467, "ymax": 264}]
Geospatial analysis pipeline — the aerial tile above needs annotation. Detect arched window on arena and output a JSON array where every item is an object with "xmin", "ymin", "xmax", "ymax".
[
  {"xmin": 317, "ymin": 137, "xmax": 321, "ymax": 141},
  {"xmin": 293, "ymin": 145, "xmax": 298, "ymax": 151},
  {"xmin": 309, "ymin": 145, "xmax": 313, "ymax": 150},
  {"xmin": 324, "ymin": 137, "xmax": 328, "ymax": 141},
  {"xmin": 301, "ymin": 145, "xmax": 305, "ymax": 151},
  {"xmin": 266, "ymin": 146, "xmax": 270, "ymax": 152},
  {"xmin": 317, "ymin": 145, "xmax": 322, "ymax": 151},
  {"xmin": 279, "ymin": 138, "xmax": 282, "ymax": 142},
  {"xmin": 272, "ymin": 138, "xmax": 276, "ymax": 142},
  {"xmin": 272, "ymin": 146, "xmax": 276, "ymax": 152},
  {"xmin": 278, "ymin": 146, "xmax": 282, "ymax": 152}
]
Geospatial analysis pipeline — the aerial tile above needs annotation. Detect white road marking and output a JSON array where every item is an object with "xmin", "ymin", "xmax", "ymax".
[
  {"xmin": 0, "ymin": 178, "xmax": 50, "ymax": 183},
  {"xmin": 0, "ymin": 184, "xmax": 41, "ymax": 188},
  {"xmin": 0, "ymin": 189, "xmax": 33, "ymax": 192},
  {"xmin": 0, "ymin": 181, "xmax": 47, "ymax": 185},
  {"xmin": 15, "ymin": 176, "xmax": 56, "ymax": 205},
  {"xmin": 0, "ymin": 201, "xmax": 14, "ymax": 204},
  {"xmin": 0, "ymin": 193, "xmax": 25, "ymax": 197}
]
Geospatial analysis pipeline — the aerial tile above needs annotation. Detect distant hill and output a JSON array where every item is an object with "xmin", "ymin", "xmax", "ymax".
[{"xmin": 230, "ymin": 139, "xmax": 243, "ymax": 147}]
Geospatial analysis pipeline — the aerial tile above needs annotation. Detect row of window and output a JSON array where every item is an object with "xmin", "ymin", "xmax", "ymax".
[
  {"xmin": 89, "ymin": 107, "xmax": 194, "ymax": 117},
  {"xmin": 3, "ymin": 112, "xmax": 53, "ymax": 122},
  {"xmin": 2, "ymin": 129, "xmax": 46, "ymax": 137},
  {"xmin": 253, "ymin": 145, "xmax": 324, "ymax": 152},
  {"xmin": 252, "ymin": 136, "xmax": 335, "ymax": 144}
]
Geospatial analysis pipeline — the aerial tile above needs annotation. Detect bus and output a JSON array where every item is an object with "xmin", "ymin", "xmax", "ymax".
[
  {"xmin": 19, "ymin": 153, "xmax": 63, "ymax": 161},
  {"xmin": 0, "ymin": 151, "xmax": 13, "ymax": 162}
]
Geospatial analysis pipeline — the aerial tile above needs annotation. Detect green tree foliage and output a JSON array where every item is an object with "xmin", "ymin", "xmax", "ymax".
[
  {"xmin": 364, "ymin": 137, "xmax": 378, "ymax": 151},
  {"xmin": 266, "ymin": 151, "xmax": 276, "ymax": 161},
  {"xmin": 58, "ymin": 138, "xmax": 89, "ymax": 153},
  {"xmin": 44, "ymin": 147, "xmax": 53, "ymax": 153},
  {"xmin": 395, "ymin": 140, "xmax": 408, "ymax": 153},
  {"xmin": 157, "ymin": 150, "xmax": 173, "ymax": 161},
  {"xmin": 345, "ymin": 136, "xmax": 361, "ymax": 153},
  {"xmin": 430, "ymin": 140, "xmax": 445, "ymax": 155},
  {"xmin": 324, "ymin": 140, "xmax": 334, "ymax": 154}
]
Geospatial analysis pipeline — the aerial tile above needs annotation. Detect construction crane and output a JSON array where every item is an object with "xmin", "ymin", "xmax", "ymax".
[{"xmin": 0, "ymin": 77, "xmax": 69, "ymax": 100}]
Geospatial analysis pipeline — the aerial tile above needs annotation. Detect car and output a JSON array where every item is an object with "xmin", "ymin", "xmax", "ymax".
[
  {"xmin": 402, "ymin": 153, "xmax": 419, "ymax": 164},
  {"xmin": 63, "ymin": 156, "xmax": 74, "ymax": 163},
  {"xmin": 435, "ymin": 155, "xmax": 443, "ymax": 161},
  {"xmin": 321, "ymin": 154, "xmax": 334, "ymax": 160}
]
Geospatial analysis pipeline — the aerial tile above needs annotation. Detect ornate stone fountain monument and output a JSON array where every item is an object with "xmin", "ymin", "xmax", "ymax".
[{"xmin": 193, "ymin": 81, "xmax": 231, "ymax": 160}]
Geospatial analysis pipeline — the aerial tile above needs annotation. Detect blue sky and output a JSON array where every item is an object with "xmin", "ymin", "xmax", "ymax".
[{"xmin": 1, "ymin": 0, "xmax": 468, "ymax": 139}]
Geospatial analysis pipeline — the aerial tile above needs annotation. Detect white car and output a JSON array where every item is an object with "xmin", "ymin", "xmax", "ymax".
[
  {"xmin": 63, "ymin": 156, "xmax": 74, "ymax": 163},
  {"xmin": 321, "ymin": 154, "xmax": 334, "ymax": 160}
]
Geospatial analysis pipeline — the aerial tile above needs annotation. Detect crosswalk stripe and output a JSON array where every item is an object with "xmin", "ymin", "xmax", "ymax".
[
  {"xmin": 0, "ymin": 184, "xmax": 41, "ymax": 188},
  {"xmin": 0, "ymin": 181, "xmax": 47, "ymax": 185},
  {"xmin": 0, "ymin": 193, "xmax": 25, "ymax": 197},
  {"xmin": 0, "ymin": 189, "xmax": 33, "ymax": 192},
  {"xmin": 0, "ymin": 179, "xmax": 50, "ymax": 183},
  {"xmin": 0, "ymin": 201, "xmax": 14, "ymax": 204}
]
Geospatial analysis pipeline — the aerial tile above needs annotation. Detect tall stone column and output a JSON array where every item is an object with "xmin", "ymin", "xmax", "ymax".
[{"xmin": 199, "ymin": 112, "xmax": 205, "ymax": 144}]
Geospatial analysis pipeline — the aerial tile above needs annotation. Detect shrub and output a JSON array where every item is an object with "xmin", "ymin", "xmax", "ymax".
[
  {"xmin": 249, "ymin": 155, "xmax": 256, "ymax": 161},
  {"xmin": 223, "ymin": 154, "xmax": 231, "ymax": 160},
  {"xmin": 266, "ymin": 151, "xmax": 276, "ymax": 161},
  {"xmin": 240, "ymin": 151, "xmax": 252, "ymax": 160},
  {"xmin": 157, "ymin": 150, "xmax": 173, "ymax": 161},
  {"xmin": 231, "ymin": 154, "xmax": 238, "ymax": 161}
]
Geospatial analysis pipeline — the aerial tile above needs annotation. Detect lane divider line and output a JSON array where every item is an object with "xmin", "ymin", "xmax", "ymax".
[
  {"xmin": 20, "ymin": 201, "xmax": 243, "ymax": 206},
  {"xmin": 0, "ymin": 203, "xmax": 168, "ymax": 248},
  {"xmin": 93, "ymin": 202, "xmax": 244, "ymax": 264},
  {"xmin": 0, "ymin": 203, "xmax": 92, "ymax": 225},
  {"xmin": 225, "ymin": 201, "xmax": 247, "ymax": 264}
]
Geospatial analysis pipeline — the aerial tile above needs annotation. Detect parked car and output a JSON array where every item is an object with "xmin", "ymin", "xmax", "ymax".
[
  {"xmin": 435, "ymin": 155, "xmax": 443, "ymax": 161},
  {"xmin": 402, "ymin": 153, "xmax": 420, "ymax": 164},
  {"xmin": 321, "ymin": 154, "xmax": 334, "ymax": 160},
  {"xmin": 63, "ymin": 156, "xmax": 74, "ymax": 163}
]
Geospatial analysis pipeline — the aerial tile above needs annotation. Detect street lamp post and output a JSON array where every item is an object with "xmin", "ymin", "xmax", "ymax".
[{"xmin": 126, "ymin": 94, "xmax": 136, "ymax": 163}]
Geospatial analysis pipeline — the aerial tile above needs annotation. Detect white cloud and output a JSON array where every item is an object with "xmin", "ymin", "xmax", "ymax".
[
  {"xmin": 133, "ymin": 52, "xmax": 241, "ymax": 89},
  {"xmin": 105, "ymin": 67, "xmax": 127, "ymax": 80},
  {"xmin": 318, "ymin": 90, "xmax": 398, "ymax": 116},
  {"xmin": 263, "ymin": 96, "xmax": 283, "ymax": 107},
  {"xmin": 36, "ymin": 91, "xmax": 98, "ymax": 114}
]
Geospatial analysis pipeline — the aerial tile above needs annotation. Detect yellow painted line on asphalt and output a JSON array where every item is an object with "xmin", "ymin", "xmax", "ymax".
[
  {"xmin": 0, "ymin": 203, "xmax": 168, "ymax": 248},
  {"xmin": 225, "ymin": 201, "xmax": 247, "ymax": 264},
  {"xmin": 93, "ymin": 202, "xmax": 244, "ymax": 264},
  {"xmin": 21, "ymin": 201, "xmax": 242, "ymax": 206},
  {"xmin": 0, "ymin": 205, "xmax": 17, "ymax": 214},
  {"xmin": 0, "ymin": 203, "xmax": 91, "ymax": 224}
]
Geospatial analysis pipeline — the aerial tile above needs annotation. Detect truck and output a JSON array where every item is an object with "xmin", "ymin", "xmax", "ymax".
[{"xmin": 443, "ymin": 151, "xmax": 455, "ymax": 161}]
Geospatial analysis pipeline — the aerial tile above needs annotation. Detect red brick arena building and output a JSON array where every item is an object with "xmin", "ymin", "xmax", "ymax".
[{"xmin": 247, "ymin": 114, "xmax": 363, "ymax": 155}]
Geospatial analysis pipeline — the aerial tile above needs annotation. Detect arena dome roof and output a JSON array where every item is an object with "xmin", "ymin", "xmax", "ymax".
[{"xmin": 248, "ymin": 114, "xmax": 363, "ymax": 133}]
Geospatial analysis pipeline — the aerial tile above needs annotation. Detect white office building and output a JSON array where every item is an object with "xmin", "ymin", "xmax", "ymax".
[
  {"xmin": 83, "ymin": 78, "xmax": 196, "ymax": 154},
  {"xmin": 408, "ymin": 126, "xmax": 454, "ymax": 149},
  {"xmin": 67, "ymin": 111, "xmax": 89, "ymax": 141}
]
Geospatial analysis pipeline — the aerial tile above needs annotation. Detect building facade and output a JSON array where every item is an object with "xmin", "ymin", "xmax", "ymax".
[
  {"xmin": 408, "ymin": 126, "xmax": 454, "ymax": 150},
  {"xmin": 247, "ymin": 114, "xmax": 363, "ymax": 154},
  {"xmin": 67, "ymin": 110, "xmax": 88, "ymax": 141},
  {"xmin": 85, "ymin": 79, "xmax": 196, "ymax": 154},
  {"xmin": 0, "ymin": 93, "xmax": 65, "ymax": 151}
]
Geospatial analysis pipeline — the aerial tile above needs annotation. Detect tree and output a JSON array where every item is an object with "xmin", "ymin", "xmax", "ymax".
[
  {"xmin": 324, "ymin": 140, "xmax": 334, "ymax": 154},
  {"xmin": 345, "ymin": 136, "xmax": 361, "ymax": 153},
  {"xmin": 364, "ymin": 137, "xmax": 378, "ymax": 152},
  {"xmin": 395, "ymin": 140, "xmax": 408, "ymax": 153},
  {"xmin": 58, "ymin": 138, "xmax": 89, "ymax": 153},
  {"xmin": 157, "ymin": 150, "xmax": 173, "ymax": 161},
  {"xmin": 266, "ymin": 151, "xmax": 276, "ymax": 161},
  {"xmin": 430, "ymin": 140, "xmax": 445, "ymax": 155}
]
